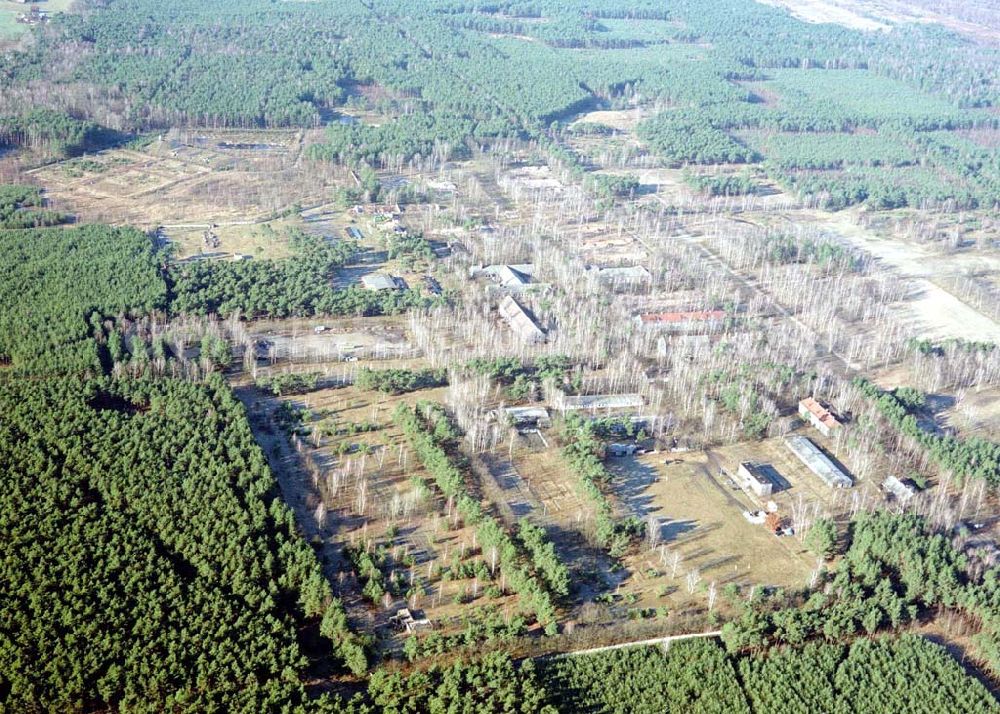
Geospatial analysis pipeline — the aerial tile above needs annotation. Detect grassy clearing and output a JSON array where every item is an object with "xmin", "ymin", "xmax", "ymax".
[
  {"xmin": 27, "ymin": 129, "xmax": 354, "ymax": 227},
  {"xmin": 0, "ymin": 0, "xmax": 74, "ymax": 40},
  {"xmin": 760, "ymin": 69, "xmax": 968, "ymax": 122},
  {"xmin": 611, "ymin": 449, "xmax": 816, "ymax": 610},
  {"xmin": 165, "ymin": 217, "xmax": 304, "ymax": 260}
]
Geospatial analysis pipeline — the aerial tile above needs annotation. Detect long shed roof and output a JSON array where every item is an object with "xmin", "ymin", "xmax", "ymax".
[
  {"xmin": 498, "ymin": 295, "xmax": 546, "ymax": 342},
  {"xmin": 785, "ymin": 435, "xmax": 852, "ymax": 488}
]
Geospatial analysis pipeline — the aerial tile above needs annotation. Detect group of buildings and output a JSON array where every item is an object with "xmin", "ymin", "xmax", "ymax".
[
  {"xmin": 350, "ymin": 204, "xmax": 410, "ymax": 293},
  {"xmin": 732, "ymin": 398, "xmax": 851, "ymax": 501},
  {"xmin": 478, "ymin": 262, "xmax": 735, "ymax": 346},
  {"xmin": 457, "ymin": 230, "xmax": 890, "ymax": 510}
]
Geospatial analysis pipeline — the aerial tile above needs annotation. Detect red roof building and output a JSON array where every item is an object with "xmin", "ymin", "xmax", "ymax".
[{"xmin": 798, "ymin": 397, "xmax": 842, "ymax": 437}]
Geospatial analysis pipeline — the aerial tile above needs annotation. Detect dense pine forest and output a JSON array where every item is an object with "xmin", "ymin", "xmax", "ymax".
[
  {"xmin": 0, "ymin": 224, "xmax": 166, "ymax": 373},
  {"xmin": 168, "ymin": 230, "xmax": 433, "ymax": 318},
  {"xmin": 540, "ymin": 636, "xmax": 999, "ymax": 714},
  {"xmin": 0, "ymin": 219, "xmax": 436, "ymax": 376},
  {"xmin": 0, "ymin": 375, "xmax": 365, "ymax": 712},
  {"xmin": 1, "ymin": 0, "xmax": 997, "ymax": 208}
]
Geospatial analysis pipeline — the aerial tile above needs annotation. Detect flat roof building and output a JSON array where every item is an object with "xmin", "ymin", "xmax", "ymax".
[
  {"xmin": 472, "ymin": 264, "xmax": 537, "ymax": 290},
  {"xmin": 361, "ymin": 273, "xmax": 404, "ymax": 291},
  {"xmin": 607, "ymin": 443, "xmax": 638, "ymax": 457},
  {"xmin": 390, "ymin": 608, "xmax": 432, "ymax": 633},
  {"xmin": 352, "ymin": 203, "xmax": 401, "ymax": 218},
  {"xmin": 737, "ymin": 462, "xmax": 774, "ymax": 498},
  {"xmin": 785, "ymin": 435, "xmax": 852, "ymax": 489},
  {"xmin": 589, "ymin": 265, "xmax": 651, "ymax": 285},
  {"xmin": 559, "ymin": 393, "xmax": 644, "ymax": 413},
  {"xmin": 497, "ymin": 406, "xmax": 551, "ymax": 428},
  {"xmin": 634, "ymin": 310, "xmax": 726, "ymax": 333},
  {"xmin": 882, "ymin": 475, "xmax": 916, "ymax": 503}
]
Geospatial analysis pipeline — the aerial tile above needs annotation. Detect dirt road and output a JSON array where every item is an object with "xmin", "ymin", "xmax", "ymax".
[{"xmin": 552, "ymin": 629, "xmax": 724, "ymax": 658}]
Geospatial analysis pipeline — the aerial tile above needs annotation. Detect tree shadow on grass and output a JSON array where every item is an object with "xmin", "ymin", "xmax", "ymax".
[{"xmin": 608, "ymin": 457, "xmax": 659, "ymax": 518}]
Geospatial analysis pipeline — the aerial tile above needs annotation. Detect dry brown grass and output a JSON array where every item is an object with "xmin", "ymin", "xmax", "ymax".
[
  {"xmin": 611, "ymin": 447, "xmax": 817, "ymax": 611},
  {"xmin": 28, "ymin": 130, "xmax": 353, "ymax": 227},
  {"xmin": 283, "ymin": 383, "xmax": 526, "ymax": 630},
  {"xmin": 513, "ymin": 446, "xmax": 594, "ymax": 523}
]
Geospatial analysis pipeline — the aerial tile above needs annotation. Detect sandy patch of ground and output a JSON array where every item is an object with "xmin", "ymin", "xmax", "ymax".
[
  {"xmin": 754, "ymin": 0, "xmax": 889, "ymax": 31},
  {"xmin": 248, "ymin": 316, "xmax": 417, "ymax": 366},
  {"xmin": 759, "ymin": 0, "xmax": 1000, "ymax": 43},
  {"xmin": 29, "ymin": 130, "xmax": 351, "ymax": 227},
  {"xmin": 853, "ymin": 0, "xmax": 1000, "ymax": 43},
  {"xmin": 506, "ymin": 165, "xmax": 564, "ymax": 190},
  {"xmin": 802, "ymin": 210, "xmax": 1000, "ymax": 343},
  {"xmin": 570, "ymin": 109, "xmax": 648, "ymax": 133}
]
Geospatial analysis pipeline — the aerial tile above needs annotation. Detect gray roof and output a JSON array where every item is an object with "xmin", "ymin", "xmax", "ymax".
[
  {"xmin": 500, "ymin": 406, "xmax": 550, "ymax": 424},
  {"xmin": 593, "ymin": 265, "xmax": 651, "ymax": 282},
  {"xmin": 488, "ymin": 264, "xmax": 533, "ymax": 287},
  {"xmin": 882, "ymin": 476, "xmax": 915, "ymax": 502},
  {"xmin": 739, "ymin": 462, "xmax": 771, "ymax": 487},
  {"xmin": 561, "ymin": 393, "xmax": 644, "ymax": 411},
  {"xmin": 785, "ymin": 435, "xmax": 852, "ymax": 488},
  {"xmin": 361, "ymin": 273, "xmax": 401, "ymax": 291},
  {"xmin": 498, "ymin": 295, "xmax": 546, "ymax": 342}
]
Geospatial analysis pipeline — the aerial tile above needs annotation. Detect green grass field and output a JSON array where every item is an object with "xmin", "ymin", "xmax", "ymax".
[{"xmin": 0, "ymin": 0, "xmax": 74, "ymax": 39}]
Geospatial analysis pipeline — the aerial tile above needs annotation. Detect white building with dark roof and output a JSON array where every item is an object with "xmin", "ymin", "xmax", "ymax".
[{"xmin": 737, "ymin": 462, "xmax": 774, "ymax": 498}]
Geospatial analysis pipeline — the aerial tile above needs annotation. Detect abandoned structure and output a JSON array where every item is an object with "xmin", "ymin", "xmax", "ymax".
[
  {"xmin": 798, "ymin": 397, "xmax": 842, "ymax": 437},
  {"xmin": 785, "ymin": 435, "xmax": 852, "ymax": 488},
  {"xmin": 471, "ymin": 264, "xmax": 550, "ymax": 292},
  {"xmin": 496, "ymin": 406, "xmax": 551, "ymax": 429},
  {"xmin": 390, "ymin": 608, "xmax": 432, "ymax": 634},
  {"xmin": 882, "ymin": 475, "xmax": 917, "ymax": 503},
  {"xmin": 634, "ymin": 310, "xmax": 727, "ymax": 333},
  {"xmin": 607, "ymin": 443, "xmax": 639, "ymax": 457},
  {"xmin": 352, "ymin": 202, "xmax": 401, "ymax": 219},
  {"xmin": 737, "ymin": 462, "xmax": 774, "ymax": 498},
  {"xmin": 361, "ymin": 273, "xmax": 404, "ymax": 291},
  {"xmin": 588, "ymin": 265, "xmax": 651, "ymax": 286},
  {"xmin": 556, "ymin": 392, "xmax": 644, "ymax": 414},
  {"xmin": 498, "ymin": 295, "xmax": 546, "ymax": 343},
  {"xmin": 472, "ymin": 264, "xmax": 537, "ymax": 290}
]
